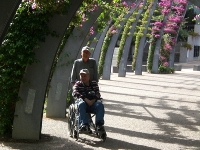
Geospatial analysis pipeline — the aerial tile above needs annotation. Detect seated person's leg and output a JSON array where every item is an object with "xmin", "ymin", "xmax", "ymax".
[
  {"xmin": 78, "ymin": 100, "xmax": 91, "ymax": 132},
  {"xmin": 90, "ymin": 101, "xmax": 105, "ymax": 128},
  {"xmin": 78, "ymin": 100, "xmax": 88, "ymax": 125}
]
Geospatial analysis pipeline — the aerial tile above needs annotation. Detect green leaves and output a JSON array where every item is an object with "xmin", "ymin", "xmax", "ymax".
[{"xmin": 158, "ymin": 66, "xmax": 174, "ymax": 74}]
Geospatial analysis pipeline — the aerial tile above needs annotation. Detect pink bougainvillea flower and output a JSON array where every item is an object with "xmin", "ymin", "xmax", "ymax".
[
  {"xmin": 172, "ymin": 6, "xmax": 185, "ymax": 13},
  {"xmin": 179, "ymin": 0, "xmax": 187, "ymax": 5},
  {"xmin": 168, "ymin": 16, "xmax": 182, "ymax": 23},
  {"xmin": 152, "ymin": 27, "xmax": 161, "ymax": 32},
  {"xmin": 111, "ymin": 29, "xmax": 117, "ymax": 34},
  {"xmin": 161, "ymin": 9, "xmax": 170, "ymax": 15},
  {"xmin": 194, "ymin": 14, "xmax": 200, "ymax": 20},
  {"xmin": 164, "ymin": 28, "xmax": 177, "ymax": 34},
  {"xmin": 171, "ymin": 38, "xmax": 176, "ymax": 44},
  {"xmin": 122, "ymin": 1, "xmax": 129, "ymax": 8},
  {"xmin": 158, "ymin": 0, "xmax": 171, "ymax": 8},
  {"xmin": 89, "ymin": 26, "xmax": 94, "ymax": 35},
  {"xmin": 159, "ymin": 55, "xmax": 166, "ymax": 61},
  {"xmin": 130, "ymin": 2, "xmax": 136, "ymax": 8},
  {"xmin": 163, "ymin": 62, "xmax": 169, "ymax": 67},
  {"xmin": 154, "ymin": 34, "xmax": 160, "ymax": 38},
  {"xmin": 31, "ymin": 2, "xmax": 37, "ymax": 9},
  {"xmin": 82, "ymin": 17, "xmax": 86, "ymax": 23},
  {"xmin": 154, "ymin": 21, "xmax": 164, "ymax": 27},
  {"xmin": 165, "ymin": 23, "xmax": 179, "ymax": 29},
  {"xmin": 164, "ymin": 43, "xmax": 173, "ymax": 51},
  {"xmin": 138, "ymin": 2, "xmax": 144, "ymax": 8}
]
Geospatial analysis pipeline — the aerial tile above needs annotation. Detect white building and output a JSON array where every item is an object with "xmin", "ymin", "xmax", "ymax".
[{"xmin": 179, "ymin": 25, "xmax": 200, "ymax": 62}]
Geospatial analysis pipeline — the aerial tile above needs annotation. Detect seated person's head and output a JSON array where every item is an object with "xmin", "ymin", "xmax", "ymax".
[{"xmin": 79, "ymin": 69, "xmax": 90, "ymax": 84}]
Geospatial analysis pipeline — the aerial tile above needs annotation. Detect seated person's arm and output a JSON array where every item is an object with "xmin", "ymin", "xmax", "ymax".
[
  {"xmin": 72, "ymin": 82, "xmax": 86, "ymax": 100},
  {"xmin": 72, "ymin": 82, "xmax": 96, "ymax": 106},
  {"xmin": 92, "ymin": 81, "xmax": 101, "ymax": 99}
]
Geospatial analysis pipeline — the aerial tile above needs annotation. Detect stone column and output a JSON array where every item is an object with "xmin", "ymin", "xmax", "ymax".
[{"xmin": 12, "ymin": 0, "xmax": 83, "ymax": 140}]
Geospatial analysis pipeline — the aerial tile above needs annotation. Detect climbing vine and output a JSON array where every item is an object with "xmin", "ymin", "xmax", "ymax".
[
  {"xmin": 132, "ymin": 1, "xmax": 152, "ymax": 70},
  {"xmin": 116, "ymin": 9, "xmax": 138, "ymax": 68}
]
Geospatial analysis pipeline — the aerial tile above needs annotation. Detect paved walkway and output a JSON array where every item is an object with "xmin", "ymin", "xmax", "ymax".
[{"xmin": 1, "ymin": 61, "xmax": 200, "ymax": 150}]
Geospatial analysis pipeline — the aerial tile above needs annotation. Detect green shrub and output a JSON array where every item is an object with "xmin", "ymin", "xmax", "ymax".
[{"xmin": 158, "ymin": 66, "xmax": 174, "ymax": 74}]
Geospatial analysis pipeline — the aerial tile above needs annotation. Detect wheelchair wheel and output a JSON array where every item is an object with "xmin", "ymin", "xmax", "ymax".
[
  {"xmin": 68, "ymin": 104, "xmax": 75, "ymax": 137},
  {"xmin": 73, "ymin": 129, "xmax": 79, "ymax": 140}
]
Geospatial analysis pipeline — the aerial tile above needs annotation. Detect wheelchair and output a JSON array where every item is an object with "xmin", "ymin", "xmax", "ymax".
[{"xmin": 67, "ymin": 99, "xmax": 107, "ymax": 142}]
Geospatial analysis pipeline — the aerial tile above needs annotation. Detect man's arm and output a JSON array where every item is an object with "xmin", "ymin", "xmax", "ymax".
[
  {"xmin": 91, "ymin": 81, "xmax": 101, "ymax": 99},
  {"xmin": 72, "ymin": 82, "xmax": 94, "ymax": 106},
  {"xmin": 72, "ymin": 81, "xmax": 86, "ymax": 100},
  {"xmin": 84, "ymin": 81, "xmax": 101, "ymax": 106}
]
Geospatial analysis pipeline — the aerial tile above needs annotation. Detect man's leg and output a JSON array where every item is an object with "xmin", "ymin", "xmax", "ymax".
[
  {"xmin": 78, "ymin": 100, "xmax": 92, "ymax": 133},
  {"xmin": 90, "ymin": 101, "xmax": 104, "ymax": 126},
  {"xmin": 78, "ymin": 100, "xmax": 88, "ymax": 125}
]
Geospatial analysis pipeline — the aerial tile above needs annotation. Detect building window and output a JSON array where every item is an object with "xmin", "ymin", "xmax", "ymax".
[{"xmin": 194, "ymin": 46, "xmax": 200, "ymax": 57}]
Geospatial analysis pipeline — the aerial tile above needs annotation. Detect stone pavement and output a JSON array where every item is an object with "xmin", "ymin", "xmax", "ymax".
[{"xmin": 1, "ymin": 61, "xmax": 200, "ymax": 150}]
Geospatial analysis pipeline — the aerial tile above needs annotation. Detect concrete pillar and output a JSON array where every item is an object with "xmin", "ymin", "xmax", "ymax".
[{"xmin": 12, "ymin": 0, "xmax": 83, "ymax": 140}]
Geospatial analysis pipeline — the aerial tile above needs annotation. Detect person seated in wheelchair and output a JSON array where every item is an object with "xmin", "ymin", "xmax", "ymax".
[{"xmin": 72, "ymin": 69, "xmax": 105, "ymax": 133}]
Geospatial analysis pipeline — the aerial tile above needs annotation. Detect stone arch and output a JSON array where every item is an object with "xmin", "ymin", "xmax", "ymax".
[{"xmin": 12, "ymin": 0, "xmax": 84, "ymax": 140}]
